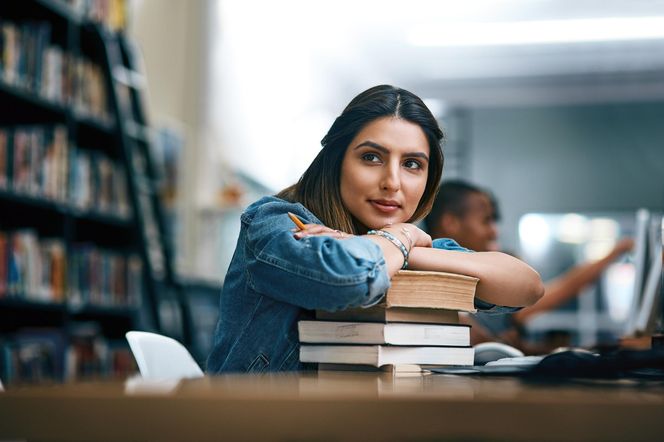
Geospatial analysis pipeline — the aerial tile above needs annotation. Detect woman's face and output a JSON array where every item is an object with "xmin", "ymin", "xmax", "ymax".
[{"xmin": 340, "ymin": 116, "xmax": 430, "ymax": 232}]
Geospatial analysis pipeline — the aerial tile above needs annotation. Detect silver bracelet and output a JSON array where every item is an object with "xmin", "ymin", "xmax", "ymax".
[{"xmin": 367, "ymin": 229, "xmax": 409, "ymax": 269}]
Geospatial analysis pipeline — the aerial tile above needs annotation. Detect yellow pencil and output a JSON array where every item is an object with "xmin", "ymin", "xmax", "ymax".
[{"xmin": 287, "ymin": 212, "xmax": 306, "ymax": 231}]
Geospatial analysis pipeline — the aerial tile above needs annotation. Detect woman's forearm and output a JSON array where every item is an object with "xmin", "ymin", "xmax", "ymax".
[{"xmin": 408, "ymin": 247, "xmax": 544, "ymax": 307}]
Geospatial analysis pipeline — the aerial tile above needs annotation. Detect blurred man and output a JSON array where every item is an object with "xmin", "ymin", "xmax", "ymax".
[
  {"xmin": 425, "ymin": 180, "xmax": 500, "ymax": 252},
  {"xmin": 424, "ymin": 180, "xmax": 633, "ymax": 353}
]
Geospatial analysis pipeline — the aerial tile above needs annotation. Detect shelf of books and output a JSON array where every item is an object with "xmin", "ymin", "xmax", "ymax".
[{"xmin": 0, "ymin": 0, "xmax": 155, "ymax": 385}]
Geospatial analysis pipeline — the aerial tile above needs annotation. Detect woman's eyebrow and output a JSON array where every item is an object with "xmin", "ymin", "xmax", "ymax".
[
  {"xmin": 354, "ymin": 140, "xmax": 429, "ymax": 161},
  {"xmin": 353, "ymin": 140, "xmax": 389, "ymax": 153}
]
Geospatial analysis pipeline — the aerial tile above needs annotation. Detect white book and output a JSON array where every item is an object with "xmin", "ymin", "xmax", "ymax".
[
  {"xmin": 298, "ymin": 321, "xmax": 470, "ymax": 346},
  {"xmin": 300, "ymin": 345, "xmax": 474, "ymax": 367}
]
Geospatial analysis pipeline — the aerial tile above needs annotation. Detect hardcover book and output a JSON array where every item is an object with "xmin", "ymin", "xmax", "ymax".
[
  {"xmin": 316, "ymin": 305, "xmax": 459, "ymax": 324},
  {"xmin": 380, "ymin": 270, "xmax": 477, "ymax": 312},
  {"xmin": 298, "ymin": 320, "xmax": 470, "ymax": 346},
  {"xmin": 300, "ymin": 344, "xmax": 474, "ymax": 367},
  {"xmin": 317, "ymin": 363, "xmax": 425, "ymax": 374}
]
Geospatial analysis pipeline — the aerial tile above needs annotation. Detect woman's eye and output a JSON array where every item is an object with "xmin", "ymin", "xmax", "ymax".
[
  {"xmin": 361, "ymin": 153, "xmax": 381, "ymax": 163},
  {"xmin": 404, "ymin": 159, "xmax": 423, "ymax": 170}
]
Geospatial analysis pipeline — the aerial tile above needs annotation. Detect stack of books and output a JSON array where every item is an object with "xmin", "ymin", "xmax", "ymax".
[{"xmin": 299, "ymin": 270, "xmax": 479, "ymax": 370}]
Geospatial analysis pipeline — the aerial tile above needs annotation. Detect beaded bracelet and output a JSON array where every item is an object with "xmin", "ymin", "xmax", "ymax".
[{"xmin": 367, "ymin": 229, "xmax": 409, "ymax": 269}]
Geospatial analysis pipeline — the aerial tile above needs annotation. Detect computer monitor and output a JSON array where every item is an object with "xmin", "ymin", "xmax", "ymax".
[{"xmin": 623, "ymin": 209, "xmax": 663, "ymax": 338}]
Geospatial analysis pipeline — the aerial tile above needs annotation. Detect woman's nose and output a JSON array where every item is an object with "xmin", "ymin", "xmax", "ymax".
[{"xmin": 380, "ymin": 164, "xmax": 400, "ymax": 191}]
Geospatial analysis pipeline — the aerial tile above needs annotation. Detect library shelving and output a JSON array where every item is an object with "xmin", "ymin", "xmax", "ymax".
[{"xmin": 0, "ymin": 0, "xmax": 180, "ymax": 384}]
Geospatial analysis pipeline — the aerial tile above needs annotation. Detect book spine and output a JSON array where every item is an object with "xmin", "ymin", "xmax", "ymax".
[
  {"xmin": 0, "ymin": 129, "xmax": 7, "ymax": 189},
  {"xmin": 0, "ymin": 231, "xmax": 7, "ymax": 298},
  {"xmin": 299, "ymin": 321, "xmax": 470, "ymax": 346}
]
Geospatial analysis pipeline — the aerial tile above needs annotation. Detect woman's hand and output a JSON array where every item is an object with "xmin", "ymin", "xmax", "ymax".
[
  {"xmin": 381, "ymin": 223, "xmax": 432, "ymax": 250},
  {"xmin": 361, "ymin": 223, "xmax": 432, "ymax": 277},
  {"xmin": 292, "ymin": 223, "xmax": 353, "ymax": 240}
]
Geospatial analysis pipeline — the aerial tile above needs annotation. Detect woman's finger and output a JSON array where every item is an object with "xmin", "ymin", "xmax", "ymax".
[
  {"xmin": 301, "ymin": 225, "xmax": 333, "ymax": 234},
  {"xmin": 294, "ymin": 227, "xmax": 351, "ymax": 240}
]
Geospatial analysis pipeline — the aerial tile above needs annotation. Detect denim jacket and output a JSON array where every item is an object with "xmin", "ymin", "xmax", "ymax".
[{"xmin": 206, "ymin": 196, "xmax": 518, "ymax": 374}]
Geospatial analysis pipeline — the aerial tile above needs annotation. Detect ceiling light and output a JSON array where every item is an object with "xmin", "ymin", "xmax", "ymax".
[{"xmin": 408, "ymin": 16, "xmax": 664, "ymax": 47}]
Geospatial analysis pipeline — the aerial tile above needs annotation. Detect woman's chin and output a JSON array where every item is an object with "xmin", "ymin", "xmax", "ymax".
[{"xmin": 363, "ymin": 216, "xmax": 404, "ymax": 230}]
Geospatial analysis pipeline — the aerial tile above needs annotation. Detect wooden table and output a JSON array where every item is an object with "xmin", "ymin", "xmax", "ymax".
[{"xmin": 1, "ymin": 371, "xmax": 663, "ymax": 441}]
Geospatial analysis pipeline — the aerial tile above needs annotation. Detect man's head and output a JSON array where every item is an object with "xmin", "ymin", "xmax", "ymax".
[{"xmin": 424, "ymin": 180, "xmax": 499, "ymax": 252}]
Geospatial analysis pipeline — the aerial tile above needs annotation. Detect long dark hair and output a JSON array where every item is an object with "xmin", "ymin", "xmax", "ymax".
[{"xmin": 278, "ymin": 85, "xmax": 444, "ymax": 233}]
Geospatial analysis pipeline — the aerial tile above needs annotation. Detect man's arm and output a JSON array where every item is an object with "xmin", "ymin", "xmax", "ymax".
[{"xmin": 512, "ymin": 238, "xmax": 633, "ymax": 325}]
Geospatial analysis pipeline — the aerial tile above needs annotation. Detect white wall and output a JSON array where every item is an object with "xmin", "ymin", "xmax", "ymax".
[
  {"xmin": 126, "ymin": 1, "xmax": 664, "ymax": 282},
  {"xmin": 129, "ymin": 0, "xmax": 203, "ymax": 126},
  {"xmin": 129, "ymin": 0, "xmax": 211, "ymax": 276}
]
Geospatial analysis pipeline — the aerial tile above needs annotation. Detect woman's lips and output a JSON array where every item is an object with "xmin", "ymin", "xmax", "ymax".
[{"xmin": 369, "ymin": 200, "xmax": 400, "ymax": 213}]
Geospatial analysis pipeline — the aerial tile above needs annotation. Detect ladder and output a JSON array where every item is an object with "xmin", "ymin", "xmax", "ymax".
[{"xmin": 93, "ymin": 25, "xmax": 193, "ymax": 347}]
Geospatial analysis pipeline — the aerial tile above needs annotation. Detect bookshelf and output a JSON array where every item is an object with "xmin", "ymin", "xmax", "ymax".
[{"xmin": 0, "ymin": 0, "xmax": 175, "ymax": 384}]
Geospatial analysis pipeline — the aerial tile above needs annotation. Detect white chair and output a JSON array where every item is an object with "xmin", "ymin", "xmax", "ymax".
[{"xmin": 125, "ymin": 331, "xmax": 204, "ymax": 380}]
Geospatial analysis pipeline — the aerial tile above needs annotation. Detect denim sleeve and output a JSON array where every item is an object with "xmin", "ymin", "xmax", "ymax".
[
  {"xmin": 473, "ymin": 298, "xmax": 523, "ymax": 314},
  {"xmin": 431, "ymin": 237, "xmax": 522, "ymax": 313},
  {"xmin": 432, "ymin": 238, "xmax": 473, "ymax": 252},
  {"xmin": 243, "ymin": 200, "xmax": 390, "ymax": 311}
]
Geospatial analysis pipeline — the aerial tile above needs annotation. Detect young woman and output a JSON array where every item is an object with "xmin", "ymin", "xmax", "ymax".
[{"xmin": 207, "ymin": 85, "xmax": 544, "ymax": 373}]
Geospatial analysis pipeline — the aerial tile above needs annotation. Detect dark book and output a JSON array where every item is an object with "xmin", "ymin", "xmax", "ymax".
[
  {"xmin": 1, "ymin": 328, "xmax": 68, "ymax": 384},
  {"xmin": 0, "ymin": 129, "xmax": 7, "ymax": 189},
  {"xmin": 317, "ymin": 363, "xmax": 425, "ymax": 375},
  {"xmin": 0, "ymin": 231, "xmax": 7, "ymax": 298},
  {"xmin": 316, "ymin": 305, "xmax": 460, "ymax": 324}
]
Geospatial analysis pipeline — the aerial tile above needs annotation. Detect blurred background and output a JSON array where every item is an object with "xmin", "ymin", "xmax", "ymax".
[
  {"xmin": 129, "ymin": 0, "xmax": 664, "ymax": 277},
  {"xmin": 1, "ymin": 0, "xmax": 663, "ymax": 383},
  {"xmin": 132, "ymin": 0, "xmax": 664, "ymax": 351}
]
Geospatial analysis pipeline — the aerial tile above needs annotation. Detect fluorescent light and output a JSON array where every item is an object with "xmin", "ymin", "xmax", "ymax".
[
  {"xmin": 557, "ymin": 213, "xmax": 588, "ymax": 244},
  {"xmin": 519, "ymin": 214, "xmax": 552, "ymax": 258},
  {"xmin": 408, "ymin": 16, "xmax": 664, "ymax": 47}
]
